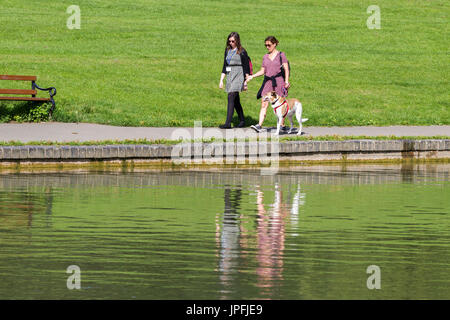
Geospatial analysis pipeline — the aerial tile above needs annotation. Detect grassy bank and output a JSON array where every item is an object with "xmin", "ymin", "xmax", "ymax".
[{"xmin": 1, "ymin": 0, "xmax": 448, "ymax": 127}]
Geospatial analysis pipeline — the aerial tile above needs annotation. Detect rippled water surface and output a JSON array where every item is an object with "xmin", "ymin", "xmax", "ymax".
[{"xmin": 0, "ymin": 164, "xmax": 449, "ymax": 299}]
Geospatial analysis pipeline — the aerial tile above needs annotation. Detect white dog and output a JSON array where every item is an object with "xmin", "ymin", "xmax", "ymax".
[{"xmin": 262, "ymin": 91, "xmax": 308, "ymax": 135}]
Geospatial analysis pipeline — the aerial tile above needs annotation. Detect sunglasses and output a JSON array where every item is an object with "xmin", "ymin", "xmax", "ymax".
[
  {"xmin": 265, "ymin": 43, "xmax": 273, "ymax": 47},
  {"xmin": 229, "ymin": 39, "xmax": 236, "ymax": 43}
]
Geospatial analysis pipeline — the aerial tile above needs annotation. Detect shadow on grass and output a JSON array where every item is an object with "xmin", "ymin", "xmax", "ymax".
[
  {"xmin": 231, "ymin": 115, "xmax": 258, "ymax": 128},
  {"xmin": 0, "ymin": 101, "xmax": 51, "ymax": 122}
]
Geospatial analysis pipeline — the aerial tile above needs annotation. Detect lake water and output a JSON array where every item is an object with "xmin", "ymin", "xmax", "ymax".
[{"xmin": 0, "ymin": 163, "xmax": 449, "ymax": 300}]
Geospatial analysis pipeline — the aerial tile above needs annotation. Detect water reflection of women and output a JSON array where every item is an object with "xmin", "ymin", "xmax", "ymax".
[
  {"xmin": 255, "ymin": 184, "xmax": 288, "ymax": 293},
  {"xmin": 215, "ymin": 183, "xmax": 305, "ymax": 298},
  {"xmin": 216, "ymin": 187, "xmax": 242, "ymax": 297}
]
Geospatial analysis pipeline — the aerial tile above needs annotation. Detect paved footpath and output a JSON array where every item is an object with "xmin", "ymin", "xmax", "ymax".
[{"xmin": 0, "ymin": 122, "xmax": 449, "ymax": 143}]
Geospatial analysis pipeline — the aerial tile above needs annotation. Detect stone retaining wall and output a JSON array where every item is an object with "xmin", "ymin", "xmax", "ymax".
[{"xmin": 0, "ymin": 140, "xmax": 449, "ymax": 163}]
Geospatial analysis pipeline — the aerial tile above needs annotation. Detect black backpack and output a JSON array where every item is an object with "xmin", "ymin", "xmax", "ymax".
[{"xmin": 279, "ymin": 51, "xmax": 290, "ymax": 80}]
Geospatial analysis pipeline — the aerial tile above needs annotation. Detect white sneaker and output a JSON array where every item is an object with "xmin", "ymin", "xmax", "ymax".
[{"xmin": 250, "ymin": 124, "xmax": 262, "ymax": 133}]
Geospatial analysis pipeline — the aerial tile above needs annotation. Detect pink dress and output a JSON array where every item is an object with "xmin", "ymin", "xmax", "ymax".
[{"xmin": 261, "ymin": 51, "xmax": 288, "ymax": 97}]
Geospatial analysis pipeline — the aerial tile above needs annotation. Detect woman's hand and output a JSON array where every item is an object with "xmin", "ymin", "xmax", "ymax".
[
  {"xmin": 248, "ymin": 68, "xmax": 264, "ymax": 81},
  {"xmin": 246, "ymin": 74, "xmax": 253, "ymax": 82},
  {"xmin": 219, "ymin": 73, "xmax": 226, "ymax": 89},
  {"xmin": 284, "ymin": 81, "xmax": 290, "ymax": 89}
]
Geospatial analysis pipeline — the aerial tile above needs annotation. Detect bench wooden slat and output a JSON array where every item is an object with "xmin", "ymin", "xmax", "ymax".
[
  {"xmin": 0, "ymin": 75, "xmax": 37, "ymax": 81},
  {"xmin": 0, "ymin": 96, "xmax": 50, "ymax": 101},
  {"xmin": 0, "ymin": 89, "xmax": 37, "ymax": 95}
]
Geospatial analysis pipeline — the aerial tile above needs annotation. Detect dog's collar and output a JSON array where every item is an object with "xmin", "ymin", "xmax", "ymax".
[{"xmin": 271, "ymin": 97, "xmax": 280, "ymax": 105}]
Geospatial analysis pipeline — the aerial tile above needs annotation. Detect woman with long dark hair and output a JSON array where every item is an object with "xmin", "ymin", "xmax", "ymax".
[{"xmin": 218, "ymin": 32, "xmax": 251, "ymax": 129}]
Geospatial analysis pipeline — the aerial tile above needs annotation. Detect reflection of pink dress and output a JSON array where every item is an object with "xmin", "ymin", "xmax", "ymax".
[{"xmin": 261, "ymin": 52, "xmax": 288, "ymax": 97}]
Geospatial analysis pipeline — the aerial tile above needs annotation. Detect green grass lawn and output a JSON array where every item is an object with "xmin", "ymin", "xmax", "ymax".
[{"xmin": 0, "ymin": 0, "xmax": 448, "ymax": 127}]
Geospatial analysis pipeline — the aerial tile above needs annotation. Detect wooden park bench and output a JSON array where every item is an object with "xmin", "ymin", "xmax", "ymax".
[{"xmin": 0, "ymin": 75, "xmax": 57, "ymax": 117}]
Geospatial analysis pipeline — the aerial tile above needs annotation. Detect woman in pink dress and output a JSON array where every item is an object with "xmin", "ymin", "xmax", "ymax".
[{"xmin": 246, "ymin": 36, "xmax": 290, "ymax": 132}]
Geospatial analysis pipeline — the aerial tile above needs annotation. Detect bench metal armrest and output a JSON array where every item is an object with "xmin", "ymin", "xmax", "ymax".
[
  {"xmin": 32, "ymin": 82, "xmax": 57, "ymax": 117},
  {"xmin": 32, "ymin": 83, "xmax": 57, "ymax": 97}
]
